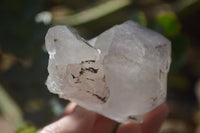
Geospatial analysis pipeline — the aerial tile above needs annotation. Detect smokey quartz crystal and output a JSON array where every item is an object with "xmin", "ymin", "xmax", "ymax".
[{"xmin": 45, "ymin": 20, "xmax": 171, "ymax": 123}]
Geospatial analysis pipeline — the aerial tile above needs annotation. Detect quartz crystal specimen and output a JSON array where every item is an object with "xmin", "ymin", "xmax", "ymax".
[{"xmin": 45, "ymin": 20, "xmax": 171, "ymax": 123}]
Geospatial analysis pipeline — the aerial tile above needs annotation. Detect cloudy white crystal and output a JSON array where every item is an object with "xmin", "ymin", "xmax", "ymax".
[{"xmin": 45, "ymin": 20, "xmax": 171, "ymax": 123}]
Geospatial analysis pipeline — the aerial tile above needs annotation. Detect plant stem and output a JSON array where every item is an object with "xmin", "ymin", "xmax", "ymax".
[{"xmin": 52, "ymin": 0, "xmax": 132, "ymax": 26}]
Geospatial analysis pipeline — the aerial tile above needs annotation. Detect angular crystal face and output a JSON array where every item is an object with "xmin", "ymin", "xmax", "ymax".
[{"xmin": 45, "ymin": 20, "xmax": 171, "ymax": 123}]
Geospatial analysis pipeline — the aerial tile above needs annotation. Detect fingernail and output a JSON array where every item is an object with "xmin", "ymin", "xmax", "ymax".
[{"xmin": 72, "ymin": 106, "xmax": 85, "ymax": 117}]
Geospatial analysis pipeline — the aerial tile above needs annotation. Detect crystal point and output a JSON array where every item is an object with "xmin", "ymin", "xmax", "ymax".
[{"xmin": 45, "ymin": 20, "xmax": 171, "ymax": 123}]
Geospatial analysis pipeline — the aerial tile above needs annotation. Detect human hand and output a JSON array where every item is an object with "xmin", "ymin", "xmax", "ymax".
[{"xmin": 39, "ymin": 102, "xmax": 168, "ymax": 133}]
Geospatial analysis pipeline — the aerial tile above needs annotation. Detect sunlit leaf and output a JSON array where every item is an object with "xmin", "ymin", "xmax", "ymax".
[{"xmin": 155, "ymin": 13, "xmax": 181, "ymax": 37}]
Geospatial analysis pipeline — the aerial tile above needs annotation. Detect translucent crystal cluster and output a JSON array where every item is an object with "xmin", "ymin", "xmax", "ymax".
[{"xmin": 45, "ymin": 20, "xmax": 171, "ymax": 123}]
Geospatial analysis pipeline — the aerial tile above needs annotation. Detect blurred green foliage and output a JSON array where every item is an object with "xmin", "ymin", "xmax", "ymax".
[
  {"xmin": 131, "ymin": 11, "xmax": 147, "ymax": 27},
  {"xmin": 0, "ymin": 0, "xmax": 48, "ymax": 59},
  {"xmin": 16, "ymin": 125, "xmax": 37, "ymax": 133},
  {"xmin": 155, "ymin": 13, "xmax": 181, "ymax": 37}
]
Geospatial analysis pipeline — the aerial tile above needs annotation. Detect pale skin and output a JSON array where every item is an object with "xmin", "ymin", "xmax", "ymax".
[{"xmin": 39, "ymin": 102, "xmax": 168, "ymax": 133}]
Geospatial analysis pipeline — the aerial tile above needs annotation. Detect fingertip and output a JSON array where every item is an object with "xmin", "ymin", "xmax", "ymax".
[
  {"xmin": 141, "ymin": 103, "xmax": 168, "ymax": 133},
  {"xmin": 144, "ymin": 102, "xmax": 168, "ymax": 122},
  {"xmin": 117, "ymin": 123, "xmax": 142, "ymax": 133},
  {"xmin": 91, "ymin": 114, "xmax": 117, "ymax": 133},
  {"xmin": 117, "ymin": 103, "xmax": 168, "ymax": 133}
]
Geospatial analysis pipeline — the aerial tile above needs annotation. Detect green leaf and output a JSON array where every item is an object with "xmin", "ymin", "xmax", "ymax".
[
  {"xmin": 16, "ymin": 125, "xmax": 37, "ymax": 133},
  {"xmin": 155, "ymin": 13, "xmax": 181, "ymax": 37}
]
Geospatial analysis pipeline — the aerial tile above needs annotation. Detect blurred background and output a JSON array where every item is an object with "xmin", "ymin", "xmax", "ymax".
[{"xmin": 0, "ymin": 0, "xmax": 200, "ymax": 132}]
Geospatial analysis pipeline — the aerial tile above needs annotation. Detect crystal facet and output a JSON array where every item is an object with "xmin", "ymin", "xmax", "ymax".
[{"xmin": 45, "ymin": 20, "xmax": 171, "ymax": 123}]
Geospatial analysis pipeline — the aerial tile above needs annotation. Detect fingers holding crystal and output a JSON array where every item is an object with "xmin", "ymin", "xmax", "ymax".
[{"xmin": 45, "ymin": 20, "xmax": 171, "ymax": 123}]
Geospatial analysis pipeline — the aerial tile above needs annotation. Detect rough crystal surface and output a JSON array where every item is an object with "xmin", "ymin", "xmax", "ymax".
[{"xmin": 45, "ymin": 20, "xmax": 171, "ymax": 123}]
